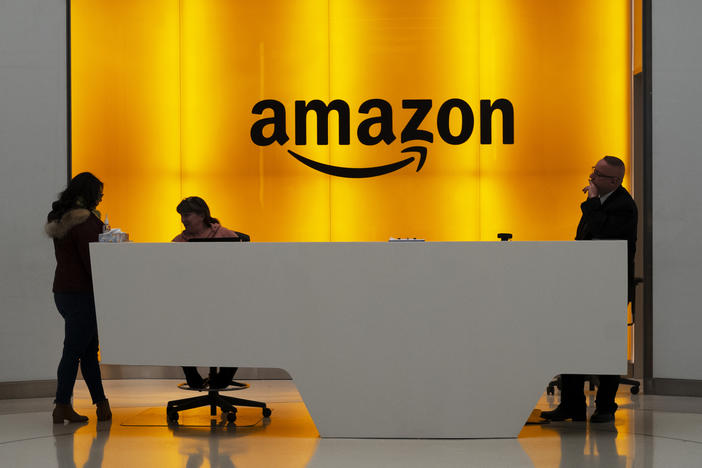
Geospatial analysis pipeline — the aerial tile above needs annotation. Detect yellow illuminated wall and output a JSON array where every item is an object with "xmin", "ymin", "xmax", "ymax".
[{"xmin": 71, "ymin": 0, "xmax": 631, "ymax": 242}]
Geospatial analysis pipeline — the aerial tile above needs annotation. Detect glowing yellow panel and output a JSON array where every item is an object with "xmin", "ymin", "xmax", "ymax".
[
  {"xmin": 71, "ymin": 0, "xmax": 182, "ymax": 242},
  {"xmin": 478, "ymin": 0, "xmax": 632, "ymax": 241},
  {"xmin": 179, "ymin": 0, "xmax": 331, "ymax": 241},
  {"xmin": 327, "ymin": 1, "xmax": 482, "ymax": 241},
  {"xmin": 72, "ymin": 0, "xmax": 631, "ymax": 243}
]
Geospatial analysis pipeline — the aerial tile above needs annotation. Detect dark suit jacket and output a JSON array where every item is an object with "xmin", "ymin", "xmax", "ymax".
[{"xmin": 576, "ymin": 185, "xmax": 638, "ymax": 300}]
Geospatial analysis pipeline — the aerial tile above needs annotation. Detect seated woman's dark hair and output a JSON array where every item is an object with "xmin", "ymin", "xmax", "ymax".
[
  {"xmin": 176, "ymin": 196, "xmax": 220, "ymax": 227},
  {"xmin": 48, "ymin": 172, "xmax": 103, "ymax": 221}
]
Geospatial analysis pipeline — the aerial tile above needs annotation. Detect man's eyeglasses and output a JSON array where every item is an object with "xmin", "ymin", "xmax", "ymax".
[{"xmin": 591, "ymin": 168, "xmax": 618, "ymax": 180}]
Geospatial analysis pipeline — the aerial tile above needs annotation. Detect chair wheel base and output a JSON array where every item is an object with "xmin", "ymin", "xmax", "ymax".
[{"xmin": 167, "ymin": 410, "xmax": 179, "ymax": 423}]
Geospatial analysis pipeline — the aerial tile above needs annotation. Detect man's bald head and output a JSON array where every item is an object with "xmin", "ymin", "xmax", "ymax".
[
  {"xmin": 590, "ymin": 156, "xmax": 625, "ymax": 195},
  {"xmin": 602, "ymin": 156, "xmax": 626, "ymax": 180}
]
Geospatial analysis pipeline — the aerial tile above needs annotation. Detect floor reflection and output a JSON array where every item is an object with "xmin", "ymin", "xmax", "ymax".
[
  {"xmin": 307, "ymin": 438, "xmax": 534, "ymax": 467},
  {"xmin": 524, "ymin": 423, "xmax": 626, "ymax": 468},
  {"xmin": 3, "ymin": 380, "xmax": 702, "ymax": 468},
  {"xmin": 170, "ymin": 426, "xmax": 248, "ymax": 468},
  {"xmin": 53, "ymin": 419, "xmax": 112, "ymax": 468},
  {"xmin": 167, "ymin": 402, "xmax": 319, "ymax": 468},
  {"xmin": 520, "ymin": 388, "xmax": 690, "ymax": 468}
]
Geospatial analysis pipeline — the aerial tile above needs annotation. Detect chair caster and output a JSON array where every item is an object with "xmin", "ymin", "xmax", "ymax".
[
  {"xmin": 263, "ymin": 407, "xmax": 272, "ymax": 418},
  {"xmin": 167, "ymin": 410, "xmax": 179, "ymax": 423},
  {"xmin": 631, "ymin": 385, "xmax": 640, "ymax": 395},
  {"xmin": 226, "ymin": 411, "xmax": 237, "ymax": 422}
]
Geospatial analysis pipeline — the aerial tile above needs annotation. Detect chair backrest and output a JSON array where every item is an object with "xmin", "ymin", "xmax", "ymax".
[
  {"xmin": 187, "ymin": 231, "xmax": 251, "ymax": 243},
  {"xmin": 234, "ymin": 231, "xmax": 250, "ymax": 242}
]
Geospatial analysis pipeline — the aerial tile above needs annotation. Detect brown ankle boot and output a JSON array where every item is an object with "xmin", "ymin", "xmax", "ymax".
[
  {"xmin": 96, "ymin": 399, "xmax": 112, "ymax": 421},
  {"xmin": 53, "ymin": 403, "xmax": 89, "ymax": 424}
]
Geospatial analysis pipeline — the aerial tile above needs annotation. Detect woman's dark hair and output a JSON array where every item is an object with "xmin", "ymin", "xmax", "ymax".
[
  {"xmin": 48, "ymin": 172, "xmax": 103, "ymax": 221},
  {"xmin": 176, "ymin": 196, "xmax": 219, "ymax": 227}
]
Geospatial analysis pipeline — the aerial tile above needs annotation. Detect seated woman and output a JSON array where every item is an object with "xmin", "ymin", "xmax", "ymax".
[
  {"xmin": 172, "ymin": 196, "xmax": 240, "ymax": 389},
  {"xmin": 173, "ymin": 196, "xmax": 239, "ymax": 242}
]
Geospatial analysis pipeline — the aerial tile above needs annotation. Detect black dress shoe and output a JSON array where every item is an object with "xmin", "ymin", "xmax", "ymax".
[
  {"xmin": 540, "ymin": 405, "xmax": 586, "ymax": 421},
  {"xmin": 187, "ymin": 378, "xmax": 208, "ymax": 390},
  {"xmin": 590, "ymin": 409, "xmax": 615, "ymax": 423},
  {"xmin": 208, "ymin": 378, "xmax": 232, "ymax": 390}
]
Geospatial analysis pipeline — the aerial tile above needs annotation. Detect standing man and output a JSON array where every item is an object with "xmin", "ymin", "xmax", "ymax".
[{"xmin": 541, "ymin": 155, "xmax": 638, "ymax": 423}]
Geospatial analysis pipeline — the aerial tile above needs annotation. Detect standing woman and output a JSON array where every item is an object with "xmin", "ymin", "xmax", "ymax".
[{"xmin": 45, "ymin": 172, "xmax": 111, "ymax": 423}]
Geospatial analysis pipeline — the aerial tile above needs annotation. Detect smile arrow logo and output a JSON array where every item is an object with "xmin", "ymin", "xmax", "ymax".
[{"xmin": 287, "ymin": 146, "xmax": 427, "ymax": 178}]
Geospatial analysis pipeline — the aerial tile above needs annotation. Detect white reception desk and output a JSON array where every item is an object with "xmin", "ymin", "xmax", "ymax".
[{"xmin": 90, "ymin": 241, "xmax": 628, "ymax": 438}]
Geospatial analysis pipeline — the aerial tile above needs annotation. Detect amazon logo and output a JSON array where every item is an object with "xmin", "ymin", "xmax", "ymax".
[{"xmin": 250, "ymin": 98, "xmax": 514, "ymax": 178}]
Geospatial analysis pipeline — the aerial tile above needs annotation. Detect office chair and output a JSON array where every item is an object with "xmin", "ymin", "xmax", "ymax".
[
  {"xmin": 167, "ymin": 232, "xmax": 271, "ymax": 424},
  {"xmin": 546, "ymin": 277, "xmax": 643, "ymax": 396},
  {"xmin": 167, "ymin": 367, "xmax": 271, "ymax": 423},
  {"xmin": 235, "ymin": 231, "xmax": 250, "ymax": 242},
  {"xmin": 546, "ymin": 375, "xmax": 596, "ymax": 395}
]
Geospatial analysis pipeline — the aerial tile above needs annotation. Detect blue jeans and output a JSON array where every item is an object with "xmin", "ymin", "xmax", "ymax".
[{"xmin": 54, "ymin": 292, "xmax": 106, "ymax": 405}]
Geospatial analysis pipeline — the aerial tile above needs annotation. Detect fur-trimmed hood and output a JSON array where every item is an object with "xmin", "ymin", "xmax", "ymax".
[{"xmin": 45, "ymin": 209, "xmax": 92, "ymax": 239}]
